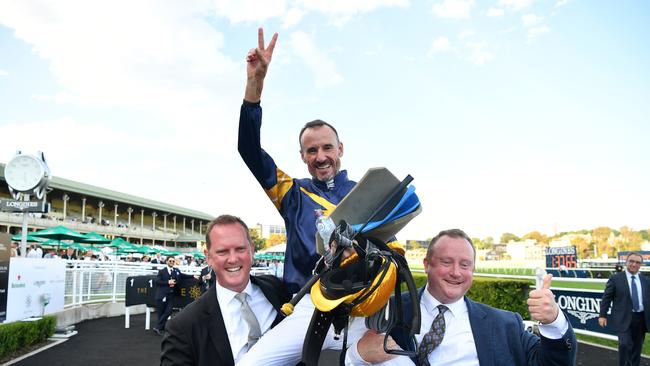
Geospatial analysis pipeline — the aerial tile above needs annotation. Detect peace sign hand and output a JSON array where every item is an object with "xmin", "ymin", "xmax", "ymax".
[{"xmin": 245, "ymin": 27, "xmax": 278, "ymax": 102}]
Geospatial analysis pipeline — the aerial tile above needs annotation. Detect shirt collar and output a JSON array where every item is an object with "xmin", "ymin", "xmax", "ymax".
[
  {"xmin": 422, "ymin": 284, "xmax": 467, "ymax": 317},
  {"xmin": 215, "ymin": 279, "xmax": 253, "ymax": 304},
  {"xmin": 312, "ymin": 170, "xmax": 348, "ymax": 191}
]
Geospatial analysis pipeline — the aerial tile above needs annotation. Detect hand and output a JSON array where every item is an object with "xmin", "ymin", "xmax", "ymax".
[
  {"xmin": 598, "ymin": 317, "xmax": 607, "ymax": 328},
  {"xmin": 244, "ymin": 27, "xmax": 278, "ymax": 102},
  {"xmin": 356, "ymin": 330, "xmax": 400, "ymax": 363},
  {"xmin": 527, "ymin": 274, "xmax": 559, "ymax": 324}
]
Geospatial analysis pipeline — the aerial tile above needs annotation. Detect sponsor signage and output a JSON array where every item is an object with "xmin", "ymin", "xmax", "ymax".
[
  {"xmin": 125, "ymin": 276, "xmax": 157, "ymax": 307},
  {"xmin": 0, "ymin": 233, "xmax": 10, "ymax": 322},
  {"xmin": 554, "ymin": 288, "xmax": 615, "ymax": 335},
  {"xmin": 5, "ymin": 258, "xmax": 65, "ymax": 322},
  {"xmin": 0, "ymin": 199, "xmax": 50, "ymax": 213},
  {"xmin": 545, "ymin": 246, "xmax": 577, "ymax": 268},
  {"xmin": 125, "ymin": 275, "xmax": 201, "ymax": 309}
]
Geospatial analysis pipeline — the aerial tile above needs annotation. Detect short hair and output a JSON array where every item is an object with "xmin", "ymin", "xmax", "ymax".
[
  {"xmin": 426, "ymin": 229, "xmax": 475, "ymax": 260},
  {"xmin": 626, "ymin": 252, "xmax": 643, "ymax": 263},
  {"xmin": 205, "ymin": 214, "xmax": 252, "ymax": 250},
  {"xmin": 298, "ymin": 119, "xmax": 340, "ymax": 149}
]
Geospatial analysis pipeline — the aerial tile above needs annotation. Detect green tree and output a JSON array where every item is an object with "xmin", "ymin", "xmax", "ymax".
[
  {"xmin": 249, "ymin": 229, "xmax": 266, "ymax": 251},
  {"xmin": 522, "ymin": 231, "xmax": 548, "ymax": 244},
  {"xmin": 267, "ymin": 233, "xmax": 286, "ymax": 247},
  {"xmin": 500, "ymin": 232, "xmax": 520, "ymax": 244},
  {"xmin": 570, "ymin": 235, "xmax": 591, "ymax": 259}
]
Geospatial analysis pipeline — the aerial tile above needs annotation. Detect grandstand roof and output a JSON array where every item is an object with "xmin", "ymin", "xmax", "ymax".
[{"xmin": 0, "ymin": 162, "xmax": 213, "ymax": 221}]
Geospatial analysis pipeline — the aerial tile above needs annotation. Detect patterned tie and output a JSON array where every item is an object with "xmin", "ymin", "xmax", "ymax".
[
  {"xmin": 235, "ymin": 293, "xmax": 262, "ymax": 348},
  {"xmin": 631, "ymin": 275, "xmax": 640, "ymax": 312},
  {"xmin": 418, "ymin": 305, "xmax": 448, "ymax": 366}
]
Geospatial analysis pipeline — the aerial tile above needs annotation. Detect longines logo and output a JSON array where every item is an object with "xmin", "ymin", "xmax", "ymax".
[
  {"xmin": 567, "ymin": 310, "xmax": 599, "ymax": 324},
  {"xmin": 557, "ymin": 294, "xmax": 606, "ymax": 324}
]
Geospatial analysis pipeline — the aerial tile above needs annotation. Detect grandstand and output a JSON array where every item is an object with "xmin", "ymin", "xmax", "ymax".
[{"xmin": 0, "ymin": 162, "xmax": 213, "ymax": 251}]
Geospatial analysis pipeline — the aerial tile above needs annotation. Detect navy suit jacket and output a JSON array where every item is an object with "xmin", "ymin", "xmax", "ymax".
[
  {"xmin": 160, "ymin": 275, "xmax": 290, "ymax": 366},
  {"xmin": 155, "ymin": 266, "xmax": 193, "ymax": 300},
  {"xmin": 599, "ymin": 271, "xmax": 650, "ymax": 332},
  {"xmin": 391, "ymin": 288, "xmax": 576, "ymax": 366}
]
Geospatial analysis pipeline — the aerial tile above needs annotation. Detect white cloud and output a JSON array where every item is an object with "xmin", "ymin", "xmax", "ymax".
[
  {"xmin": 296, "ymin": 0, "xmax": 408, "ymax": 25},
  {"xmin": 428, "ymin": 36, "xmax": 451, "ymax": 57},
  {"xmin": 458, "ymin": 29, "xmax": 475, "ymax": 40},
  {"xmin": 527, "ymin": 25, "xmax": 550, "ymax": 43},
  {"xmin": 0, "ymin": 69, "xmax": 8, "ymax": 76},
  {"xmin": 498, "ymin": 0, "xmax": 535, "ymax": 11},
  {"xmin": 554, "ymin": 0, "xmax": 570, "ymax": 8},
  {"xmin": 283, "ymin": 7, "xmax": 305, "ymax": 28},
  {"xmin": 213, "ymin": 0, "xmax": 288, "ymax": 24},
  {"xmin": 522, "ymin": 14, "xmax": 543, "ymax": 28},
  {"xmin": 486, "ymin": 7, "xmax": 504, "ymax": 17},
  {"xmin": 0, "ymin": 0, "xmax": 241, "ymax": 123},
  {"xmin": 288, "ymin": 31, "xmax": 343, "ymax": 88},
  {"xmin": 432, "ymin": 0, "xmax": 475, "ymax": 19},
  {"xmin": 466, "ymin": 42, "xmax": 493, "ymax": 65}
]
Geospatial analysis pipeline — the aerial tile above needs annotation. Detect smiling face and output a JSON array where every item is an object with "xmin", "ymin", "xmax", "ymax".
[
  {"xmin": 300, "ymin": 125, "xmax": 344, "ymax": 182},
  {"xmin": 206, "ymin": 222, "xmax": 253, "ymax": 293},
  {"xmin": 424, "ymin": 235, "xmax": 475, "ymax": 304},
  {"xmin": 626, "ymin": 253, "xmax": 643, "ymax": 275}
]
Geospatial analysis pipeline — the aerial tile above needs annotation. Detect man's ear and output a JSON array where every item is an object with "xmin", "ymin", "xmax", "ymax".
[
  {"xmin": 423, "ymin": 258, "xmax": 429, "ymax": 273},
  {"xmin": 338, "ymin": 142, "xmax": 344, "ymax": 157},
  {"xmin": 300, "ymin": 149, "xmax": 307, "ymax": 164}
]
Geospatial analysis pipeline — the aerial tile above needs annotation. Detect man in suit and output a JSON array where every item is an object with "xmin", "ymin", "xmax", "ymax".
[
  {"xmin": 198, "ymin": 264, "xmax": 215, "ymax": 294},
  {"xmin": 347, "ymin": 229, "xmax": 576, "ymax": 365},
  {"xmin": 160, "ymin": 215, "xmax": 291, "ymax": 366},
  {"xmin": 599, "ymin": 252, "xmax": 650, "ymax": 366},
  {"xmin": 151, "ymin": 252, "xmax": 164, "ymax": 265},
  {"xmin": 153, "ymin": 256, "xmax": 194, "ymax": 335}
]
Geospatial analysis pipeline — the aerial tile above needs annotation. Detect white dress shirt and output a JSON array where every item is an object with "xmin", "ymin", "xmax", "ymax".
[
  {"xmin": 216, "ymin": 280, "xmax": 276, "ymax": 363},
  {"xmin": 347, "ymin": 284, "xmax": 569, "ymax": 365},
  {"xmin": 626, "ymin": 270, "xmax": 644, "ymax": 312}
]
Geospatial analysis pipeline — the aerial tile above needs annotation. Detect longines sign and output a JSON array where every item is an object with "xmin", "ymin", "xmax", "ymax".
[
  {"xmin": 554, "ymin": 289, "xmax": 615, "ymax": 335},
  {"xmin": 0, "ymin": 200, "xmax": 50, "ymax": 213}
]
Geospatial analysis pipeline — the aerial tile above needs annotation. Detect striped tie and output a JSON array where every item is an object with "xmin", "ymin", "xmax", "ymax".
[{"xmin": 418, "ymin": 305, "xmax": 448, "ymax": 366}]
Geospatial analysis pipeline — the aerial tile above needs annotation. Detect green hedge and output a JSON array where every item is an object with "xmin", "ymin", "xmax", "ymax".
[
  {"xmin": 404, "ymin": 272, "xmax": 530, "ymax": 319},
  {"xmin": 0, "ymin": 316, "xmax": 56, "ymax": 359}
]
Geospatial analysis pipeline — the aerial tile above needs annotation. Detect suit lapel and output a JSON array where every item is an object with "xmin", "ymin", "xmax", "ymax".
[
  {"xmin": 206, "ymin": 286, "xmax": 235, "ymax": 365},
  {"xmin": 467, "ymin": 298, "xmax": 494, "ymax": 366}
]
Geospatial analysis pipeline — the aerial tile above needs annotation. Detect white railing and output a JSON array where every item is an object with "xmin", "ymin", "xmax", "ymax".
[{"xmin": 62, "ymin": 260, "xmax": 273, "ymax": 307}]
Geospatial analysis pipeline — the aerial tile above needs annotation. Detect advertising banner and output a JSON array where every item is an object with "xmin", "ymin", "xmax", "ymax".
[
  {"xmin": 0, "ymin": 232, "xmax": 10, "ymax": 322},
  {"xmin": 125, "ymin": 275, "xmax": 157, "ymax": 307},
  {"xmin": 125, "ymin": 275, "xmax": 202, "ymax": 309},
  {"xmin": 554, "ymin": 288, "xmax": 615, "ymax": 335},
  {"xmin": 545, "ymin": 246, "xmax": 577, "ymax": 268},
  {"xmin": 5, "ymin": 258, "xmax": 66, "ymax": 323}
]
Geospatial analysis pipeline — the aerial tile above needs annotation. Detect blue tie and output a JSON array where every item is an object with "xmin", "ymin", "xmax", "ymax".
[{"xmin": 631, "ymin": 275, "xmax": 640, "ymax": 312}]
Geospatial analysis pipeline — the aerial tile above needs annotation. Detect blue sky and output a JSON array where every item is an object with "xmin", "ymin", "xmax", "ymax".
[{"xmin": 0, "ymin": 0, "xmax": 648, "ymax": 241}]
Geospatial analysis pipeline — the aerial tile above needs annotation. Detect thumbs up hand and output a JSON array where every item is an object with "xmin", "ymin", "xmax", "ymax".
[{"xmin": 527, "ymin": 274, "xmax": 559, "ymax": 324}]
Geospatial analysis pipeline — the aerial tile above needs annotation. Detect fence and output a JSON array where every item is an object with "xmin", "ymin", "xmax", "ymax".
[{"xmin": 62, "ymin": 260, "xmax": 273, "ymax": 308}]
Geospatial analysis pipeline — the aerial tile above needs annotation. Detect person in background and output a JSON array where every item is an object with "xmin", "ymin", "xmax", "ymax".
[
  {"xmin": 599, "ymin": 252, "xmax": 650, "ymax": 366},
  {"xmin": 153, "ymin": 256, "xmax": 195, "ymax": 335},
  {"xmin": 161, "ymin": 215, "xmax": 290, "ymax": 365}
]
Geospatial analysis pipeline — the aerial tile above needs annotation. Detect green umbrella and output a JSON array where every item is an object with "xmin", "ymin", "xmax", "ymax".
[
  {"xmin": 32, "ymin": 225, "xmax": 87, "ymax": 241},
  {"xmin": 77, "ymin": 232, "xmax": 111, "ymax": 245},
  {"xmin": 107, "ymin": 237, "xmax": 134, "ymax": 248},
  {"xmin": 11, "ymin": 233, "xmax": 48, "ymax": 243}
]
